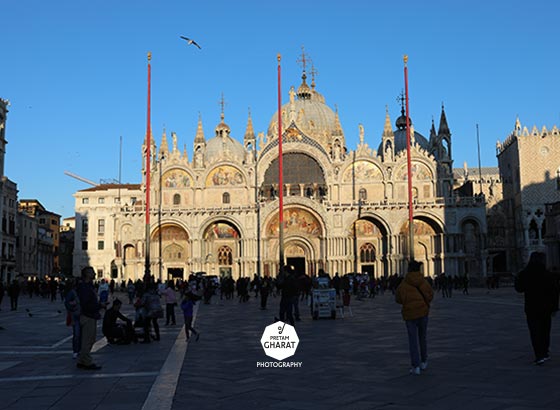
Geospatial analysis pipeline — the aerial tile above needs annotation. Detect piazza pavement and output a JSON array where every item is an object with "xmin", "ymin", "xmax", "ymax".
[{"xmin": 0, "ymin": 284, "xmax": 559, "ymax": 410}]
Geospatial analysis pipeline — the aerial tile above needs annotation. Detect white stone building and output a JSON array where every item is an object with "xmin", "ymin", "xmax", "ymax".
[
  {"xmin": 497, "ymin": 118, "xmax": 560, "ymax": 271},
  {"xmin": 73, "ymin": 69, "xmax": 487, "ymax": 281}
]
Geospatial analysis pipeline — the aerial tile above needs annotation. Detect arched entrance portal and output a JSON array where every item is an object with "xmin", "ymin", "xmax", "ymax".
[
  {"xmin": 399, "ymin": 217, "xmax": 443, "ymax": 277},
  {"xmin": 264, "ymin": 207, "xmax": 323, "ymax": 277},
  {"xmin": 151, "ymin": 224, "xmax": 190, "ymax": 281},
  {"xmin": 350, "ymin": 218, "xmax": 389, "ymax": 277},
  {"xmin": 203, "ymin": 221, "xmax": 241, "ymax": 279},
  {"xmin": 285, "ymin": 240, "xmax": 314, "ymax": 276}
]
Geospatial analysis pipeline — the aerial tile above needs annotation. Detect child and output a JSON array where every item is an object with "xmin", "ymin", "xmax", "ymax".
[{"xmin": 180, "ymin": 292, "xmax": 200, "ymax": 342}]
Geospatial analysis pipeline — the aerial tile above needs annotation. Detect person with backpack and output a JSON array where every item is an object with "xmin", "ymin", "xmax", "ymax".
[{"xmin": 396, "ymin": 260, "xmax": 434, "ymax": 375}]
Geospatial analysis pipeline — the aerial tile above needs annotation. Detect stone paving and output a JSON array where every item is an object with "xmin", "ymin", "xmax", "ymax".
[
  {"xmin": 174, "ymin": 288, "xmax": 560, "ymax": 410},
  {"xmin": 0, "ymin": 293, "xmax": 184, "ymax": 410},
  {"xmin": 1, "ymin": 287, "xmax": 560, "ymax": 410}
]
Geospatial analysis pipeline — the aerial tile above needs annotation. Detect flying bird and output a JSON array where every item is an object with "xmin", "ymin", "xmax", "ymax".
[{"xmin": 180, "ymin": 36, "xmax": 201, "ymax": 49}]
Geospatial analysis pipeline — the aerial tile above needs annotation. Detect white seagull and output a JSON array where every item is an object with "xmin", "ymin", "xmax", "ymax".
[{"xmin": 180, "ymin": 36, "xmax": 201, "ymax": 49}]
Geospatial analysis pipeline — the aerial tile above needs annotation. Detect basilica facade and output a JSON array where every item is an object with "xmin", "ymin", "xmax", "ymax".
[{"xmin": 73, "ymin": 70, "xmax": 487, "ymax": 281}]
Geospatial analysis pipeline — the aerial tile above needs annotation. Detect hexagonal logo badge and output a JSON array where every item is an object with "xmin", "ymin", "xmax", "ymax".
[{"xmin": 260, "ymin": 321, "xmax": 299, "ymax": 361}]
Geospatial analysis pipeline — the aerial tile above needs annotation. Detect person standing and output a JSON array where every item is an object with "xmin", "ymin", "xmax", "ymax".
[
  {"xmin": 0, "ymin": 280, "xmax": 4, "ymax": 310},
  {"xmin": 278, "ymin": 266, "xmax": 296, "ymax": 326},
  {"xmin": 127, "ymin": 280, "xmax": 136, "ymax": 304},
  {"xmin": 396, "ymin": 260, "xmax": 434, "ymax": 375},
  {"xmin": 76, "ymin": 266, "xmax": 103, "ymax": 370},
  {"xmin": 98, "ymin": 279, "xmax": 109, "ymax": 305},
  {"xmin": 260, "ymin": 276, "xmax": 271, "ymax": 310},
  {"xmin": 64, "ymin": 278, "xmax": 81, "ymax": 359},
  {"xmin": 8, "ymin": 279, "xmax": 20, "ymax": 311},
  {"xmin": 140, "ymin": 283, "xmax": 162, "ymax": 342},
  {"xmin": 515, "ymin": 252, "xmax": 560, "ymax": 365},
  {"xmin": 162, "ymin": 280, "xmax": 177, "ymax": 326}
]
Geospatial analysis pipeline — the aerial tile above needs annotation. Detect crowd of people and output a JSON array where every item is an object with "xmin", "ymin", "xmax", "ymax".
[
  {"xmin": 57, "ymin": 268, "xmax": 204, "ymax": 370},
  {"xmin": 1, "ymin": 254, "xmax": 558, "ymax": 375}
]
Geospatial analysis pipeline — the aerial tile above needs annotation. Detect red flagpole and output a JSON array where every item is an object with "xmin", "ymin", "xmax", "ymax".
[
  {"xmin": 404, "ymin": 55, "xmax": 415, "ymax": 260},
  {"xmin": 145, "ymin": 52, "xmax": 152, "ymax": 281},
  {"xmin": 277, "ymin": 54, "xmax": 285, "ymax": 274}
]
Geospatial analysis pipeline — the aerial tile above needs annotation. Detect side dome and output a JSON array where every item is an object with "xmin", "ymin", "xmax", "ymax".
[
  {"xmin": 267, "ymin": 74, "xmax": 344, "ymax": 151},
  {"xmin": 205, "ymin": 116, "xmax": 246, "ymax": 163},
  {"xmin": 378, "ymin": 113, "xmax": 430, "ymax": 154}
]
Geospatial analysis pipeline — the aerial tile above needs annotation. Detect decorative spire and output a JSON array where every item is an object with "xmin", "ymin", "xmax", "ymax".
[
  {"xmin": 244, "ymin": 107, "xmax": 255, "ymax": 141},
  {"xmin": 395, "ymin": 91, "xmax": 411, "ymax": 130},
  {"xmin": 382, "ymin": 106, "xmax": 393, "ymax": 137},
  {"xmin": 296, "ymin": 45, "xmax": 310, "ymax": 75},
  {"xmin": 160, "ymin": 126, "xmax": 169, "ymax": 155},
  {"xmin": 429, "ymin": 117, "xmax": 437, "ymax": 143},
  {"xmin": 296, "ymin": 46, "xmax": 312, "ymax": 100},
  {"xmin": 310, "ymin": 63, "xmax": 318, "ymax": 90},
  {"xmin": 438, "ymin": 103, "xmax": 450, "ymax": 135},
  {"xmin": 194, "ymin": 113, "xmax": 205, "ymax": 143},
  {"xmin": 514, "ymin": 115, "xmax": 521, "ymax": 135},
  {"xmin": 183, "ymin": 144, "xmax": 188, "ymax": 161},
  {"xmin": 219, "ymin": 92, "xmax": 226, "ymax": 123}
]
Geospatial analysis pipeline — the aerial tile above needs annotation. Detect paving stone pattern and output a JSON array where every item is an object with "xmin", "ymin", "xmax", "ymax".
[
  {"xmin": 1, "ymin": 288, "xmax": 560, "ymax": 410},
  {"xmin": 174, "ymin": 289, "xmax": 560, "ymax": 410}
]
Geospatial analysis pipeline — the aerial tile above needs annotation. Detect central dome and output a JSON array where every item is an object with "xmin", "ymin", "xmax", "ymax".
[
  {"xmin": 267, "ymin": 74, "xmax": 342, "ymax": 150},
  {"xmin": 205, "ymin": 115, "xmax": 245, "ymax": 163}
]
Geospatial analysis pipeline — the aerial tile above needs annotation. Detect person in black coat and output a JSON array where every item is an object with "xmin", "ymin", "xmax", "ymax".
[
  {"xmin": 277, "ymin": 266, "xmax": 297, "ymax": 326},
  {"xmin": 0, "ymin": 281, "xmax": 4, "ymax": 310},
  {"xmin": 515, "ymin": 252, "xmax": 560, "ymax": 365},
  {"xmin": 8, "ymin": 280, "xmax": 20, "ymax": 311}
]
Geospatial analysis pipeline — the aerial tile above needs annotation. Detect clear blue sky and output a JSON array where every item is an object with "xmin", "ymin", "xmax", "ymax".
[{"xmin": 2, "ymin": 0, "xmax": 559, "ymax": 218}]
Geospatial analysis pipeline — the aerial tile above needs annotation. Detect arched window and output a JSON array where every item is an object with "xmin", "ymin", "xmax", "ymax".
[
  {"xmin": 359, "ymin": 188, "xmax": 367, "ymax": 201},
  {"xmin": 360, "ymin": 243, "xmax": 376, "ymax": 263},
  {"xmin": 223, "ymin": 192, "xmax": 230, "ymax": 204},
  {"xmin": 173, "ymin": 194, "xmax": 181, "ymax": 205},
  {"xmin": 218, "ymin": 246, "xmax": 233, "ymax": 265},
  {"xmin": 529, "ymin": 219, "xmax": 539, "ymax": 245}
]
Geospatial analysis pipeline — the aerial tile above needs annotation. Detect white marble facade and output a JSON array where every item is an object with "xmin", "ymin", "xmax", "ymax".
[{"xmin": 73, "ymin": 72, "xmax": 487, "ymax": 281}]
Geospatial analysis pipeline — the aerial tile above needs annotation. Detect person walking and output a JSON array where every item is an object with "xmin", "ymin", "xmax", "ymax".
[
  {"xmin": 462, "ymin": 274, "xmax": 470, "ymax": 295},
  {"xmin": 64, "ymin": 278, "xmax": 81, "ymax": 359},
  {"xmin": 180, "ymin": 292, "xmax": 200, "ymax": 342},
  {"xmin": 515, "ymin": 252, "xmax": 560, "ymax": 365},
  {"xmin": 76, "ymin": 266, "xmax": 103, "ymax": 370},
  {"xmin": 396, "ymin": 260, "xmax": 434, "ymax": 375}
]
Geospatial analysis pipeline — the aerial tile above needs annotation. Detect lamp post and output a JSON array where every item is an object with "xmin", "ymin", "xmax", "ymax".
[
  {"xmin": 255, "ymin": 146, "xmax": 261, "ymax": 278},
  {"xmin": 158, "ymin": 153, "xmax": 165, "ymax": 282}
]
